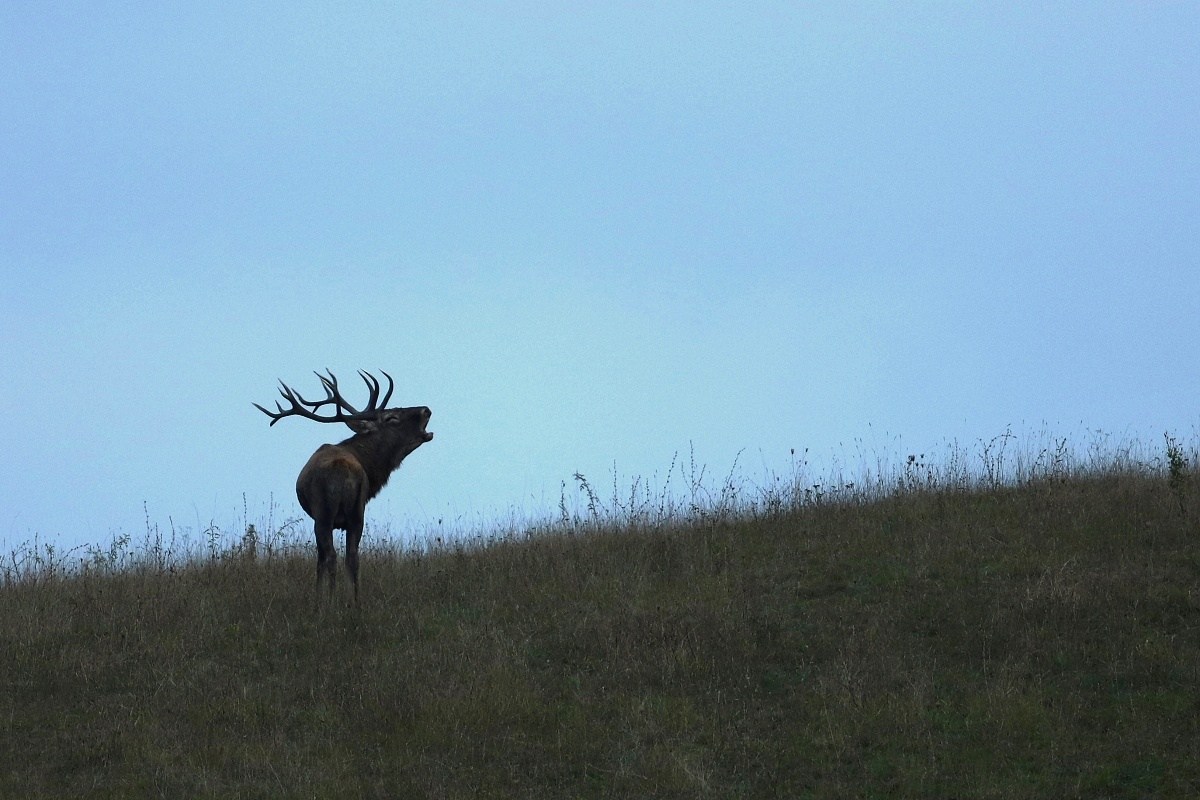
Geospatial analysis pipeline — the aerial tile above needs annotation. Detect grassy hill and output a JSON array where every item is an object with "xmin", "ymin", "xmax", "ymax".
[{"xmin": 2, "ymin": 443, "xmax": 1198, "ymax": 798}]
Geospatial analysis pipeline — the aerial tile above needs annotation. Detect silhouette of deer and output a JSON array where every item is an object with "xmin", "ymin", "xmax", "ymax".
[{"xmin": 255, "ymin": 370, "xmax": 433, "ymax": 601}]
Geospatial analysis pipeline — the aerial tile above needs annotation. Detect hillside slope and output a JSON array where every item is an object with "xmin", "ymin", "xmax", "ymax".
[{"xmin": 2, "ymin": 471, "xmax": 1198, "ymax": 798}]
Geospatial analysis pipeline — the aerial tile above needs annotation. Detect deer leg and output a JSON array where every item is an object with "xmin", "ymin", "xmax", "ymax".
[
  {"xmin": 314, "ymin": 522, "xmax": 337, "ymax": 597},
  {"xmin": 345, "ymin": 520, "xmax": 363, "ymax": 604}
]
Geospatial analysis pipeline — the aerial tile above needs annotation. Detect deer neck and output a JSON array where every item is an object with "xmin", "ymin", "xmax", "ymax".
[{"xmin": 338, "ymin": 429, "xmax": 419, "ymax": 499}]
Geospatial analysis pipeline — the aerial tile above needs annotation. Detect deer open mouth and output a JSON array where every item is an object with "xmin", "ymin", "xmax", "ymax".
[{"xmin": 421, "ymin": 408, "xmax": 434, "ymax": 442}]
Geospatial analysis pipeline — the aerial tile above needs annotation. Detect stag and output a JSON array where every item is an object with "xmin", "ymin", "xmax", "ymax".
[{"xmin": 255, "ymin": 370, "xmax": 433, "ymax": 601}]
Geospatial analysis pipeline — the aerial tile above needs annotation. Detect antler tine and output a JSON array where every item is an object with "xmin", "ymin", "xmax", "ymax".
[
  {"xmin": 357, "ymin": 370, "xmax": 382, "ymax": 413},
  {"xmin": 378, "ymin": 370, "xmax": 395, "ymax": 408},
  {"xmin": 251, "ymin": 400, "xmax": 283, "ymax": 425},
  {"xmin": 281, "ymin": 380, "xmax": 316, "ymax": 408},
  {"xmin": 316, "ymin": 369, "xmax": 361, "ymax": 415}
]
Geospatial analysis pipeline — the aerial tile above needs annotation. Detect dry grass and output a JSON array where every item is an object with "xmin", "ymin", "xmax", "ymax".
[{"xmin": 2, "ymin": 438, "xmax": 1198, "ymax": 798}]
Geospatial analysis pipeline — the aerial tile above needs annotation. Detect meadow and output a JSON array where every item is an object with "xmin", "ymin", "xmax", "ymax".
[{"xmin": 2, "ymin": 432, "xmax": 1197, "ymax": 798}]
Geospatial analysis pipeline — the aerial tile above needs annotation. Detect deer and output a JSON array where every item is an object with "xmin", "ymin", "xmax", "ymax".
[{"xmin": 254, "ymin": 370, "xmax": 433, "ymax": 601}]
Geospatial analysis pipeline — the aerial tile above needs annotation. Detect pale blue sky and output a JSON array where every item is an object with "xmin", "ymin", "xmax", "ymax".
[{"xmin": 3, "ymin": 3, "xmax": 1198, "ymax": 551}]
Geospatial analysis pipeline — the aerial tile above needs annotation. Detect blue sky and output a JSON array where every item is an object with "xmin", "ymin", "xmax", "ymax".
[{"xmin": 3, "ymin": 3, "xmax": 1198, "ymax": 551}]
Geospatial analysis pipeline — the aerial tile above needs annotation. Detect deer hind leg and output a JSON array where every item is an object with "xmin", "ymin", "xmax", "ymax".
[
  {"xmin": 314, "ymin": 522, "xmax": 337, "ymax": 597},
  {"xmin": 345, "ymin": 519, "xmax": 364, "ymax": 604}
]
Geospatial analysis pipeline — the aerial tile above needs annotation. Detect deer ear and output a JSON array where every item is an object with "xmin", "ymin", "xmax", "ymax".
[{"xmin": 346, "ymin": 419, "xmax": 376, "ymax": 434}]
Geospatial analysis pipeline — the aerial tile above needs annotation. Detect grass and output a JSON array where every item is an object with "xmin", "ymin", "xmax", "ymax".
[{"xmin": 1, "ymin": 433, "xmax": 1198, "ymax": 798}]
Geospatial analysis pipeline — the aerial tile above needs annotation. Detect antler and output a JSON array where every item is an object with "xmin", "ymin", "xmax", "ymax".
[{"xmin": 254, "ymin": 370, "xmax": 395, "ymax": 426}]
